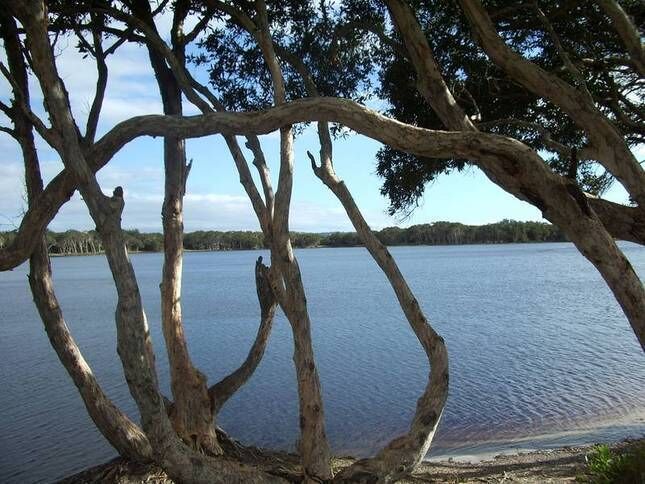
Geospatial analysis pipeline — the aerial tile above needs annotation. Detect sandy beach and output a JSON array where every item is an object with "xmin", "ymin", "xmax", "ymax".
[{"xmin": 59, "ymin": 438, "xmax": 643, "ymax": 483}]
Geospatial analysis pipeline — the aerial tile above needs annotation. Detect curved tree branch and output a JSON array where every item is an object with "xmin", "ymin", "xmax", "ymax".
[
  {"xmin": 209, "ymin": 256, "xmax": 277, "ymax": 414},
  {"xmin": 11, "ymin": 2, "xmax": 285, "ymax": 481},
  {"xmin": 0, "ymin": 8, "xmax": 153, "ymax": 462},
  {"xmin": 457, "ymin": 0, "xmax": 645, "ymax": 210},
  {"xmin": 2, "ymin": 93, "xmax": 645, "ymax": 273}
]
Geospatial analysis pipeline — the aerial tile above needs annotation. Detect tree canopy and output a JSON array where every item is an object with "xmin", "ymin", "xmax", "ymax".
[{"xmin": 372, "ymin": 0, "xmax": 644, "ymax": 213}]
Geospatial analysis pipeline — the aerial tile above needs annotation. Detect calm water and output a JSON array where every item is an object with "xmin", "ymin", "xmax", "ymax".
[{"xmin": 1, "ymin": 243, "xmax": 644, "ymax": 483}]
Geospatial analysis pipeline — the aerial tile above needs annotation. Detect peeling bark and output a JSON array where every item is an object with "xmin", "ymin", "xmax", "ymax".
[
  {"xmin": 246, "ymin": 3, "xmax": 333, "ymax": 479},
  {"xmin": 386, "ymin": 0, "xmax": 645, "ymax": 351},
  {"xmin": 29, "ymin": 241, "xmax": 154, "ymax": 462},
  {"xmin": 312, "ymin": 152, "xmax": 449, "ymax": 482},
  {"xmin": 282, "ymin": 41, "xmax": 449, "ymax": 479}
]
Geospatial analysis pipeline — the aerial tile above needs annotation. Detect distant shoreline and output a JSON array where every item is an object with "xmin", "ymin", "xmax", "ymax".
[
  {"xmin": 44, "ymin": 239, "xmax": 575, "ymax": 258},
  {"xmin": 2, "ymin": 220, "xmax": 568, "ymax": 257}
]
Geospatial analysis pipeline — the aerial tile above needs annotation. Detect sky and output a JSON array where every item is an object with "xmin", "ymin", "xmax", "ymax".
[{"xmin": 0, "ymin": 15, "xmax": 635, "ymax": 234}]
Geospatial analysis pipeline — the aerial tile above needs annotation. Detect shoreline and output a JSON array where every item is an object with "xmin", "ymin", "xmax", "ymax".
[
  {"xmin": 59, "ymin": 437, "xmax": 644, "ymax": 483},
  {"xmin": 44, "ymin": 239, "xmax": 610, "ymax": 259}
]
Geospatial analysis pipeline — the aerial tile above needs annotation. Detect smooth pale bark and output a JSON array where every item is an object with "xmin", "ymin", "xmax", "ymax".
[
  {"xmin": 159, "ymin": 131, "xmax": 217, "ymax": 454},
  {"xmin": 250, "ymin": 3, "xmax": 333, "ymax": 479},
  {"xmin": 386, "ymin": 0, "xmax": 645, "ymax": 352},
  {"xmin": 11, "ymin": 3, "xmax": 284, "ymax": 481},
  {"xmin": 271, "ymin": 128, "xmax": 333, "ymax": 481},
  {"xmin": 209, "ymin": 256, "xmax": 277, "ymax": 414},
  {"xmin": 111, "ymin": 10, "xmax": 283, "ymax": 446},
  {"xmin": 284, "ymin": 43, "xmax": 448, "ymax": 479},
  {"xmin": 114, "ymin": 10, "xmax": 288, "ymax": 432},
  {"xmin": 587, "ymin": 198, "xmax": 645, "ymax": 245},
  {"xmin": 29, "ymin": 242, "xmax": 154, "ymax": 461}
]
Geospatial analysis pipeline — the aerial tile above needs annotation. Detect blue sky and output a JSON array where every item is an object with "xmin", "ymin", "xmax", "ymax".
[{"xmin": 0, "ymin": 16, "xmax": 635, "ymax": 233}]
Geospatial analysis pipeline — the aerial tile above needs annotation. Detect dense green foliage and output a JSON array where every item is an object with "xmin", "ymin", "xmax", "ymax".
[
  {"xmin": 0, "ymin": 220, "xmax": 565, "ymax": 255},
  {"xmin": 581, "ymin": 443, "xmax": 645, "ymax": 484},
  {"xmin": 192, "ymin": 0, "xmax": 644, "ymax": 217},
  {"xmin": 367, "ymin": 0, "xmax": 644, "ymax": 214}
]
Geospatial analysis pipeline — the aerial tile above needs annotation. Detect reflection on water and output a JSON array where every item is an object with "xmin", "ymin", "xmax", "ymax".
[{"xmin": 0, "ymin": 243, "xmax": 644, "ymax": 483}]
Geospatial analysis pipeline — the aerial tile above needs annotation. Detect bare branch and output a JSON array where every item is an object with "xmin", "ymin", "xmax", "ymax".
[
  {"xmin": 0, "ymin": 61, "xmax": 61, "ymax": 149},
  {"xmin": 99, "ymin": 7, "xmax": 214, "ymax": 113},
  {"xmin": 0, "ymin": 125, "xmax": 16, "ymax": 137},
  {"xmin": 385, "ymin": 0, "xmax": 475, "ymax": 132},
  {"xmin": 103, "ymin": 28, "xmax": 132, "ymax": 56},
  {"xmin": 0, "ymin": 100, "xmax": 13, "ymax": 117},
  {"xmin": 208, "ymin": 257, "xmax": 277, "ymax": 414},
  {"xmin": 245, "ymin": 136, "xmax": 274, "ymax": 217},
  {"xmin": 183, "ymin": 5, "xmax": 215, "ymax": 45},
  {"xmin": 84, "ymin": 14, "xmax": 108, "ymax": 145}
]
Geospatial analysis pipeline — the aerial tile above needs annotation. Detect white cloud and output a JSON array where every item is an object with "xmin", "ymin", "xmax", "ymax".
[{"xmin": 0, "ymin": 161, "xmax": 26, "ymax": 230}]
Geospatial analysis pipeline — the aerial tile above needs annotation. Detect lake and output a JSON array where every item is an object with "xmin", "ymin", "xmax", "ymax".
[{"xmin": 1, "ymin": 243, "xmax": 644, "ymax": 483}]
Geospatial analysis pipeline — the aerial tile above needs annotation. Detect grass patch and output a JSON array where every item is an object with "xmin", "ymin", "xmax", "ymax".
[{"xmin": 578, "ymin": 442, "xmax": 645, "ymax": 483}]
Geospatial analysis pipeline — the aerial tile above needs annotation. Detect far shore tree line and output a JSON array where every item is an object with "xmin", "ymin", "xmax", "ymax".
[{"xmin": 0, "ymin": 220, "xmax": 566, "ymax": 255}]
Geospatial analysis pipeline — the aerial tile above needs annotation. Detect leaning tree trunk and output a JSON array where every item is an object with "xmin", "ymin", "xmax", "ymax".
[
  {"xmin": 29, "ymin": 241, "xmax": 153, "ymax": 461},
  {"xmin": 12, "ymin": 3, "xmax": 286, "ymax": 481},
  {"xmin": 271, "ymin": 127, "xmax": 333, "ymax": 482},
  {"xmin": 310, "ymin": 126, "xmax": 448, "ymax": 482},
  {"xmin": 160, "ymin": 131, "xmax": 218, "ymax": 454},
  {"xmin": 386, "ymin": 0, "xmax": 645, "ymax": 351},
  {"xmin": 247, "ymin": 3, "xmax": 334, "ymax": 478},
  {"xmin": 0, "ymin": 10, "xmax": 152, "ymax": 463},
  {"xmin": 276, "ymin": 40, "xmax": 446, "ymax": 479}
]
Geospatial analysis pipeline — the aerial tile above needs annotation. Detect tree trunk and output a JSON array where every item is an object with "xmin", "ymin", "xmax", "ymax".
[
  {"xmin": 12, "ymin": 3, "xmax": 286, "ymax": 481},
  {"xmin": 310, "ymin": 129, "xmax": 448, "ymax": 482},
  {"xmin": 29, "ymin": 240, "xmax": 153, "ymax": 461},
  {"xmin": 272, "ymin": 126, "xmax": 333, "ymax": 481},
  {"xmin": 209, "ymin": 256, "xmax": 277, "ymax": 414},
  {"xmin": 161, "ymin": 132, "xmax": 218, "ymax": 454},
  {"xmin": 0, "ymin": 9, "xmax": 153, "ymax": 463},
  {"xmin": 249, "ymin": 3, "xmax": 334, "ymax": 477},
  {"xmin": 129, "ymin": 0, "xmax": 220, "ymax": 454},
  {"xmin": 386, "ymin": 0, "xmax": 645, "ymax": 351}
]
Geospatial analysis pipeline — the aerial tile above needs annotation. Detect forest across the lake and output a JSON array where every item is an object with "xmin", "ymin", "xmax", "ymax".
[{"xmin": 0, "ymin": 220, "xmax": 566, "ymax": 256}]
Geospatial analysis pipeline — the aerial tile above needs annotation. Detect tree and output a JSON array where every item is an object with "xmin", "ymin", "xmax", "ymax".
[
  {"xmin": 373, "ymin": 1, "xmax": 644, "ymax": 214},
  {"xmin": 0, "ymin": 1, "xmax": 643, "ymax": 483}
]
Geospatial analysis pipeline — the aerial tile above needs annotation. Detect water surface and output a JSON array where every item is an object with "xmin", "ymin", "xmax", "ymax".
[{"xmin": 1, "ymin": 243, "xmax": 644, "ymax": 483}]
